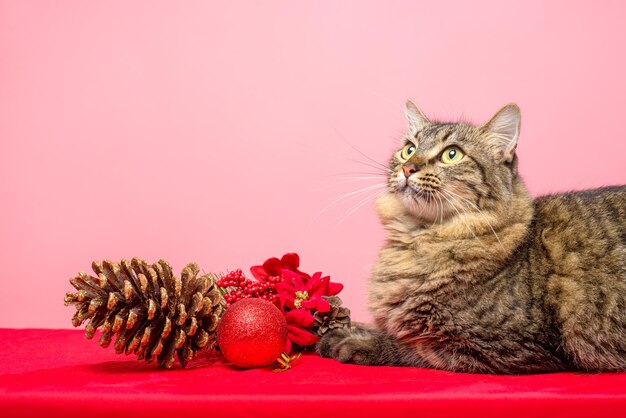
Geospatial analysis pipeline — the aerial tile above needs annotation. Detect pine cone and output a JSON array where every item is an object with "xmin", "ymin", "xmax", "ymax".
[
  {"xmin": 64, "ymin": 258, "xmax": 224, "ymax": 368},
  {"xmin": 313, "ymin": 296, "xmax": 351, "ymax": 336}
]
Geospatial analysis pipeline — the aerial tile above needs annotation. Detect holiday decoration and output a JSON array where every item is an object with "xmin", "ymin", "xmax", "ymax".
[
  {"xmin": 250, "ymin": 253, "xmax": 311, "ymax": 282},
  {"xmin": 274, "ymin": 352, "xmax": 302, "ymax": 372},
  {"xmin": 217, "ymin": 269, "xmax": 280, "ymax": 307},
  {"xmin": 64, "ymin": 258, "xmax": 224, "ymax": 368},
  {"xmin": 217, "ymin": 298, "xmax": 288, "ymax": 368},
  {"xmin": 64, "ymin": 252, "xmax": 353, "ymax": 371},
  {"xmin": 250, "ymin": 253, "xmax": 345, "ymax": 352},
  {"xmin": 313, "ymin": 296, "xmax": 351, "ymax": 336}
]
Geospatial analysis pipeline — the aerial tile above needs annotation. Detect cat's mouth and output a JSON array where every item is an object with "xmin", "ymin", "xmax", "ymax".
[
  {"xmin": 397, "ymin": 185, "xmax": 440, "ymax": 206},
  {"xmin": 395, "ymin": 183, "xmax": 446, "ymax": 221},
  {"xmin": 399, "ymin": 182, "xmax": 438, "ymax": 202},
  {"xmin": 391, "ymin": 173, "xmax": 447, "ymax": 220}
]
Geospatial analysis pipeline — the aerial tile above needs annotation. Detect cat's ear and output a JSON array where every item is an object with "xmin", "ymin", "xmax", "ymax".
[
  {"xmin": 405, "ymin": 100, "xmax": 429, "ymax": 136},
  {"xmin": 481, "ymin": 104, "xmax": 521, "ymax": 163}
]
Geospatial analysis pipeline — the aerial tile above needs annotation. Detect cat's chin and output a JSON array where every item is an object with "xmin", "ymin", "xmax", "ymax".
[
  {"xmin": 376, "ymin": 190, "xmax": 446, "ymax": 225},
  {"xmin": 397, "ymin": 187, "xmax": 442, "ymax": 222}
]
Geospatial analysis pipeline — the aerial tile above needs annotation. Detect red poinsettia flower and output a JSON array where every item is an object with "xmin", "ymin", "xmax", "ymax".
[
  {"xmin": 284, "ymin": 309, "xmax": 319, "ymax": 353},
  {"xmin": 276, "ymin": 271, "xmax": 343, "ymax": 313},
  {"xmin": 273, "ymin": 269, "xmax": 305, "ymax": 311},
  {"xmin": 250, "ymin": 253, "xmax": 312, "ymax": 283},
  {"xmin": 247, "ymin": 252, "xmax": 344, "ymax": 353}
]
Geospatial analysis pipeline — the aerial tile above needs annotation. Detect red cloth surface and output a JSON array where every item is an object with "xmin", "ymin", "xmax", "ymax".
[{"xmin": 1, "ymin": 329, "xmax": 626, "ymax": 418}]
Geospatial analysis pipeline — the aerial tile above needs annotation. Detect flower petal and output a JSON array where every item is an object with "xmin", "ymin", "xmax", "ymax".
[
  {"xmin": 280, "ymin": 253, "xmax": 312, "ymax": 282},
  {"xmin": 278, "ymin": 292, "xmax": 296, "ymax": 310},
  {"xmin": 262, "ymin": 257, "xmax": 283, "ymax": 276},
  {"xmin": 287, "ymin": 325, "xmax": 320, "ymax": 346},
  {"xmin": 327, "ymin": 282, "xmax": 344, "ymax": 295},
  {"xmin": 305, "ymin": 272, "xmax": 323, "ymax": 294},
  {"xmin": 250, "ymin": 265, "xmax": 268, "ymax": 281},
  {"xmin": 281, "ymin": 269, "xmax": 306, "ymax": 290},
  {"xmin": 317, "ymin": 298, "xmax": 332, "ymax": 313},
  {"xmin": 317, "ymin": 298, "xmax": 331, "ymax": 312},
  {"xmin": 285, "ymin": 308, "xmax": 316, "ymax": 327},
  {"xmin": 280, "ymin": 253, "xmax": 300, "ymax": 270}
]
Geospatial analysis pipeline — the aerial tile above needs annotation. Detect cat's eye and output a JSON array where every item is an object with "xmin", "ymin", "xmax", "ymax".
[
  {"xmin": 400, "ymin": 142, "xmax": 416, "ymax": 160},
  {"xmin": 440, "ymin": 146, "xmax": 464, "ymax": 164}
]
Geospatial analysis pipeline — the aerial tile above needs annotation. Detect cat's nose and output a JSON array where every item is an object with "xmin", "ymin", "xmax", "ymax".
[{"xmin": 402, "ymin": 164, "xmax": 419, "ymax": 178}]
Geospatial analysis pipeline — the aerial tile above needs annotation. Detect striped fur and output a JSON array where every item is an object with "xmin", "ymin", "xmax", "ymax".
[{"xmin": 317, "ymin": 102, "xmax": 626, "ymax": 373}]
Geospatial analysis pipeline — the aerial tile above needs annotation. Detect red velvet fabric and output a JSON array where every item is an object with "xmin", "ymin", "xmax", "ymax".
[{"xmin": 1, "ymin": 329, "xmax": 626, "ymax": 418}]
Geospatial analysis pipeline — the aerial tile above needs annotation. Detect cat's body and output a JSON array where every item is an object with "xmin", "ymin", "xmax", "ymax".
[{"xmin": 318, "ymin": 102, "xmax": 626, "ymax": 373}]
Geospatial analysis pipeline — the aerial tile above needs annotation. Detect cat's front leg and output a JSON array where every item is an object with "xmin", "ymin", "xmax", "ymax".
[
  {"xmin": 316, "ymin": 323, "xmax": 426, "ymax": 367},
  {"xmin": 316, "ymin": 325, "xmax": 381, "ymax": 365}
]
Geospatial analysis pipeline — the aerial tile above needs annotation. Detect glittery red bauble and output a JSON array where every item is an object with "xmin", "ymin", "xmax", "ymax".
[{"xmin": 217, "ymin": 298, "xmax": 288, "ymax": 369}]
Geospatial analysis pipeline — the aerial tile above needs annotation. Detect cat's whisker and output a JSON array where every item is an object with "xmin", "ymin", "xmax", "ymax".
[
  {"xmin": 310, "ymin": 183, "xmax": 387, "ymax": 225},
  {"xmin": 332, "ymin": 173, "xmax": 387, "ymax": 179},
  {"xmin": 441, "ymin": 187, "xmax": 479, "ymax": 209},
  {"xmin": 432, "ymin": 191, "xmax": 440, "ymax": 226},
  {"xmin": 349, "ymin": 158, "xmax": 393, "ymax": 174},
  {"xmin": 444, "ymin": 189, "xmax": 505, "ymax": 253},
  {"xmin": 430, "ymin": 192, "xmax": 442, "ymax": 228},
  {"xmin": 437, "ymin": 191, "xmax": 445, "ymax": 226},
  {"xmin": 416, "ymin": 189, "xmax": 434, "ymax": 219},
  {"xmin": 325, "ymin": 171, "xmax": 389, "ymax": 179},
  {"xmin": 414, "ymin": 190, "xmax": 427, "ymax": 217},
  {"xmin": 439, "ymin": 190, "xmax": 486, "ymax": 249},
  {"xmin": 331, "ymin": 189, "xmax": 385, "ymax": 232},
  {"xmin": 439, "ymin": 192, "xmax": 445, "ymax": 226},
  {"xmin": 450, "ymin": 196, "xmax": 505, "ymax": 252},
  {"xmin": 314, "ymin": 176, "xmax": 386, "ymax": 191},
  {"xmin": 329, "ymin": 122, "xmax": 391, "ymax": 172}
]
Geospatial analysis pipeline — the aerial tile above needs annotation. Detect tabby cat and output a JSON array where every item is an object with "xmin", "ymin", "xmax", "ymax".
[{"xmin": 317, "ymin": 101, "xmax": 626, "ymax": 374}]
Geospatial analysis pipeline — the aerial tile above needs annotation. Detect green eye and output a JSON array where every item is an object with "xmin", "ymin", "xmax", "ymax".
[
  {"xmin": 400, "ymin": 142, "xmax": 416, "ymax": 160},
  {"xmin": 440, "ymin": 146, "xmax": 464, "ymax": 164}
]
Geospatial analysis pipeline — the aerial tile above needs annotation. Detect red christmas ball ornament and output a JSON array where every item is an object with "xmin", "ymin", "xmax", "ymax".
[{"xmin": 217, "ymin": 298, "xmax": 288, "ymax": 368}]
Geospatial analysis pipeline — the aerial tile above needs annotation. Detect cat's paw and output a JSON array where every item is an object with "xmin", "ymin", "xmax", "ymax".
[
  {"xmin": 316, "ymin": 328, "xmax": 352, "ymax": 358},
  {"xmin": 316, "ymin": 327, "xmax": 380, "ymax": 365}
]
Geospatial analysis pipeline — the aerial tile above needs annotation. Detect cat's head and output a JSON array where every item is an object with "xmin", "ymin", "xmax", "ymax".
[{"xmin": 384, "ymin": 101, "xmax": 522, "ymax": 223}]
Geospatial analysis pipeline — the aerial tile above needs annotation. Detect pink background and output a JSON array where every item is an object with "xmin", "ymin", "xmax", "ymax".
[{"xmin": 1, "ymin": 1, "xmax": 625, "ymax": 329}]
